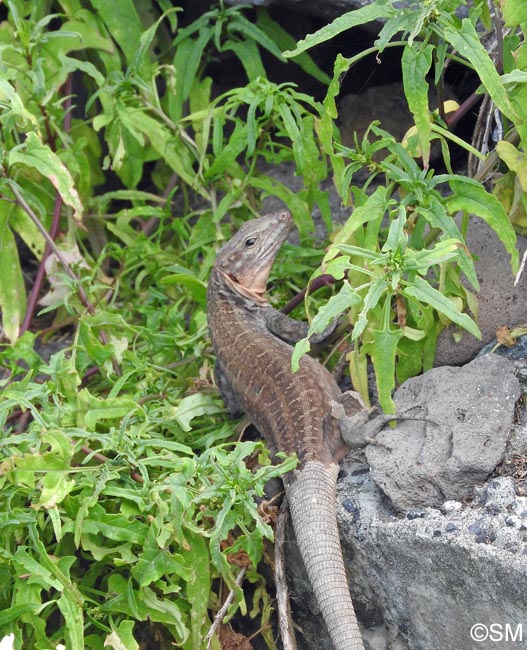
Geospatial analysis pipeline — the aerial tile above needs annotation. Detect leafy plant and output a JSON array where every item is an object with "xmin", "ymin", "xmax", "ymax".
[
  {"xmin": 0, "ymin": 1, "xmax": 322, "ymax": 648},
  {"xmin": 285, "ymin": 0, "xmax": 522, "ymax": 410},
  {"xmin": 0, "ymin": 0, "xmax": 525, "ymax": 646}
]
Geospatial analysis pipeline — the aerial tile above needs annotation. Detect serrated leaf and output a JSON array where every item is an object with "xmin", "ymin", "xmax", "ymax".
[
  {"xmin": 363, "ymin": 325, "xmax": 404, "ymax": 413},
  {"xmin": 179, "ymin": 532, "xmax": 210, "ymax": 649},
  {"xmin": 57, "ymin": 591, "xmax": 84, "ymax": 650},
  {"xmin": 9, "ymin": 132, "xmax": 83, "ymax": 222},
  {"xmin": 0, "ymin": 213, "xmax": 26, "ymax": 343},
  {"xmin": 141, "ymin": 587, "xmax": 188, "ymax": 639},
  {"xmin": 104, "ymin": 621, "xmax": 139, "ymax": 650},
  {"xmin": 352, "ymin": 278, "xmax": 389, "ymax": 340},
  {"xmin": 283, "ymin": 2, "xmax": 395, "ymax": 57},
  {"xmin": 402, "ymin": 276, "xmax": 481, "ymax": 338},
  {"xmin": 89, "ymin": 0, "xmax": 144, "ymax": 66},
  {"xmin": 447, "ymin": 180, "xmax": 519, "ymax": 272},
  {"xmin": 401, "ymin": 44, "xmax": 433, "ymax": 167},
  {"xmin": 132, "ymin": 545, "xmax": 190, "ymax": 587},
  {"xmin": 76, "ymin": 389, "xmax": 141, "ymax": 429},
  {"xmin": 499, "ymin": 0, "xmax": 526, "ymax": 28},
  {"xmin": 174, "ymin": 393, "xmax": 223, "ymax": 432},
  {"xmin": 310, "ymin": 281, "xmax": 360, "ymax": 333},
  {"xmin": 291, "ymin": 337, "xmax": 311, "ymax": 373},
  {"xmin": 496, "ymin": 140, "xmax": 527, "ymax": 192},
  {"xmin": 327, "ymin": 186, "xmax": 389, "ymax": 256},
  {"xmin": 441, "ymin": 18, "xmax": 517, "ymax": 122}
]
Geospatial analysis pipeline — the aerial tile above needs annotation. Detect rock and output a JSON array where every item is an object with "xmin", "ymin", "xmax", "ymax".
[
  {"xmin": 337, "ymin": 472, "xmax": 527, "ymax": 650},
  {"xmin": 286, "ymin": 460, "xmax": 527, "ymax": 650},
  {"xmin": 476, "ymin": 477, "xmax": 517, "ymax": 513},
  {"xmin": 365, "ymin": 354, "xmax": 521, "ymax": 510},
  {"xmin": 434, "ymin": 218, "xmax": 527, "ymax": 366}
]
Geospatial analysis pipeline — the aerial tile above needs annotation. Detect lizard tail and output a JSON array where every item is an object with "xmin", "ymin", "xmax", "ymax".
[{"xmin": 286, "ymin": 460, "xmax": 365, "ymax": 650}]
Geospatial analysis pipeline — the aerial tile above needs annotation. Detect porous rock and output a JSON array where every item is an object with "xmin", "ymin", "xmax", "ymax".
[
  {"xmin": 337, "ymin": 466, "xmax": 527, "ymax": 650},
  {"xmin": 365, "ymin": 354, "xmax": 521, "ymax": 511}
]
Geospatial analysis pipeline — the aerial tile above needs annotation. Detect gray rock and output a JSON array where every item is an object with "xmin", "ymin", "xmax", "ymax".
[
  {"xmin": 434, "ymin": 218, "xmax": 527, "ymax": 366},
  {"xmin": 286, "ymin": 461, "xmax": 527, "ymax": 650},
  {"xmin": 477, "ymin": 477, "xmax": 517, "ymax": 513},
  {"xmin": 337, "ymin": 474, "xmax": 527, "ymax": 650},
  {"xmin": 365, "ymin": 354, "xmax": 521, "ymax": 510}
]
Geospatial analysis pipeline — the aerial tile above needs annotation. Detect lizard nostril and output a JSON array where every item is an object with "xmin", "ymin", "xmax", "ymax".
[{"xmin": 279, "ymin": 211, "xmax": 289, "ymax": 221}]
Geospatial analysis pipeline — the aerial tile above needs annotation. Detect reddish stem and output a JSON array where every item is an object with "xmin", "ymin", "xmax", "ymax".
[
  {"xmin": 19, "ymin": 75, "xmax": 73, "ymax": 336},
  {"xmin": 19, "ymin": 192, "xmax": 63, "ymax": 335},
  {"xmin": 281, "ymin": 274, "xmax": 337, "ymax": 315}
]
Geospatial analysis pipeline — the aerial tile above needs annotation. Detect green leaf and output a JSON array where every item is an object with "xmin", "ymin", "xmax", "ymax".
[
  {"xmin": 230, "ymin": 13, "xmax": 284, "ymax": 60},
  {"xmin": 122, "ymin": 109, "xmax": 203, "ymax": 195},
  {"xmin": 417, "ymin": 197, "xmax": 479, "ymax": 290},
  {"xmin": 363, "ymin": 324, "xmax": 404, "ymax": 413},
  {"xmin": 104, "ymin": 621, "xmax": 140, "ymax": 650},
  {"xmin": 132, "ymin": 545, "xmax": 190, "ymax": 588},
  {"xmin": 352, "ymin": 278, "xmax": 389, "ymax": 340},
  {"xmin": 496, "ymin": 140, "xmax": 527, "ymax": 192},
  {"xmin": 0, "ymin": 209, "xmax": 26, "ymax": 343},
  {"xmin": 291, "ymin": 337, "xmax": 311, "ymax": 373},
  {"xmin": 310, "ymin": 280, "xmax": 361, "ymax": 333},
  {"xmin": 401, "ymin": 44, "xmax": 433, "ymax": 167},
  {"xmin": 173, "ymin": 28, "xmax": 212, "ymax": 119},
  {"xmin": 441, "ymin": 18, "xmax": 518, "ymax": 122},
  {"xmin": 141, "ymin": 587, "xmax": 188, "ymax": 640},
  {"xmin": 0, "ymin": 77, "xmax": 40, "ymax": 129},
  {"xmin": 499, "ymin": 0, "xmax": 527, "ymax": 28},
  {"xmin": 283, "ymin": 2, "xmax": 395, "ymax": 57},
  {"xmin": 105, "ymin": 621, "xmax": 139, "ymax": 650},
  {"xmin": 402, "ymin": 276, "xmax": 481, "ymax": 338},
  {"xmin": 38, "ymin": 472, "xmax": 75, "ymax": 510},
  {"xmin": 180, "ymin": 532, "xmax": 211, "ymax": 647},
  {"xmin": 57, "ymin": 590, "xmax": 84, "ymax": 650},
  {"xmin": 447, "ymin": 180, "xmax": 519, "ymax": 272},
  {"xmin": 223, "ymin": 39, "xmax": 266, "ymax": 81},
  {"xmin": 89, "ymin": 0, "xmax": 145, "ymax": 66},
  {"xmin": 174, "ymin": 393, "xmax": 223, "ymax": 432},
  {"xmin": 76, "ymin": 389, "xmax": 141, "ymax": 429},
  {"xmin": 326, "ymin": 186, "xmax": 389, "ymax": 255},
  {"xmin": 205, "ymin": 121, "xmax": 248, "ymax": 181},
  {"xmin": 9, "ymin": 132, "xmax": 83, "ymax": 222}
]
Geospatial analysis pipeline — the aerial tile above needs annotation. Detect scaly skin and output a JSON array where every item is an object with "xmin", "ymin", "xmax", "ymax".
[{"xmin": 207, "ymin": 211, "xmax": 365, "ymax": 650}]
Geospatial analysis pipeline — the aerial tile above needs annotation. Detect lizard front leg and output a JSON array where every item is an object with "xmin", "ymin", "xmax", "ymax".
[
  {"xmin": 262, "ymin": 306, "xmax": 338, "ymax": 345},
  {"xmin": 332, "ymin": 391, "xmax": 394, "ymax": 449}
]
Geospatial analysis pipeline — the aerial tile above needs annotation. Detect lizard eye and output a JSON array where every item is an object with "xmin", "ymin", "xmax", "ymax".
[{"xmin": 245, "ymin": 237, "xmax": 256, "ymax": 248}]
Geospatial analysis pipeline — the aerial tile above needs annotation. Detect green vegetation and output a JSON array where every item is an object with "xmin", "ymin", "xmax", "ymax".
[{"xmin": 0, "ymin": 0, "xmax": 524, "ymax": 647}]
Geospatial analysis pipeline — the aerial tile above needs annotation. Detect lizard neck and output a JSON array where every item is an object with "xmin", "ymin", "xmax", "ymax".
[{"xmin": 216, "ymin": 268, "xmax": 268, "ymax": 304}]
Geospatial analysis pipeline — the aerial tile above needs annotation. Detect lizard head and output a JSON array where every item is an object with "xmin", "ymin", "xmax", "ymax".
[{"xmin": 214, "ymin": 210, "xmax": 292, "ymax": 301}]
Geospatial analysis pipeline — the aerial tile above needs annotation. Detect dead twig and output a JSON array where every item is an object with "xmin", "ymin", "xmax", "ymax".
[
  {"xmin": 205, "ymin": 567, "xmax": 247, "ymax": 649},
  {"xmin": 275, "ymin": 499, "xmax": 298, "ymax": 650}
]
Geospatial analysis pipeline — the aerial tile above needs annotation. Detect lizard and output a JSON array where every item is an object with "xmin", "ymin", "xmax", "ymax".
[{"xmin": 207, "ymin": 210, "xmax": 388, "ymax": 650}]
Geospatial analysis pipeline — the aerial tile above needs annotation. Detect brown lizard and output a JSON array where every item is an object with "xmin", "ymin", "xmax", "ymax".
[{"xmin": 207, "ymin": 210, "xmax": 386, "ymax": 650}]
